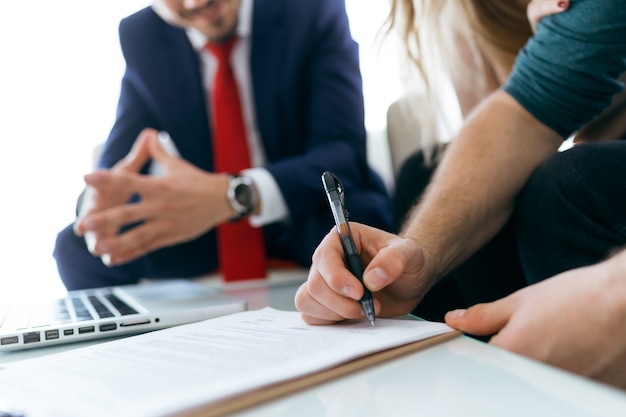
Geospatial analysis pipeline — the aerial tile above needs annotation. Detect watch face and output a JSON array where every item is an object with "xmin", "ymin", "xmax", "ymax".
[
  {"xmin": 227, "ymin": 175, "xmax": 257, "ymax": 220},
  {"xmin": 234, "ymin": 182, "xmax": 254, "ymax": 211}
]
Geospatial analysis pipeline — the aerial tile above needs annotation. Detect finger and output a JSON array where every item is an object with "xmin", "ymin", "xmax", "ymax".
[
  {"xmin": 75, "ymin": 209, "xmax": 122, "ymax": 241},
  {"xmin": 113, "ymin": 128, "xmax": 157, "ymax": 172},
  {"xmin": 76, "ymin": 187, "xmax": 123, "ymax": 225},
  {"xmin": 528, "ymin": 0, "xmax": 569, "ymax": 20},
  {"xmin": 83, "ymin": 169, "xmax": 152, "ymax": 199},
  {"xmin": 78, "ymin": 199, "xmax": 157, "ymax": 238},
  {"xmin": 527, "ymin": 0, "xmax": 569, "ymax": 33},
  {"xmin": 83, "ymin": 197, "xmax": 182, "ymax": 263},
  {"xmin": 310, "ymin": 229, "xmax": 369, "ymax": 301},
  {"xmin": 301, "ymin": 265, "xmax": 366, "ymax": 321},
  {"xmin": 94, "ymin": 223, "xmax": 165, "ymax": 265},
  {"xmin": 78, "ymin": 223, "xmax": 127, "ymax": 257},
  {"xmin": 294, "ymin": 282, "xmax": 352, "ymax": 325},
  {"xmin": 74, "ymin": 172, "xmax": 142, "ymax": 235},
  {"xmin": 444, "ymin": 291, "xmax": 522, "ymax": 336}
]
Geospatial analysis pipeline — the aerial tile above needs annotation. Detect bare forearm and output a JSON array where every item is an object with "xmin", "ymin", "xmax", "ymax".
[{"xmin": 401, "ymin": 91, "xmax": 562, "ymax": 280}]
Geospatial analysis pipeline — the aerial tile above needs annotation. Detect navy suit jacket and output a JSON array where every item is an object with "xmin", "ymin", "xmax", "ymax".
[{"xmin": 55, "ymin": 0, "xmax": 392, "ymax": 287}]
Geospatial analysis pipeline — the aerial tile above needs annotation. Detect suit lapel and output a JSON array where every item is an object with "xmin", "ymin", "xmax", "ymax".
[
  {"xmin": 250, "ymin": 0, "xmax": 285, "ymax": 162},
  {"xmin": 155, "ymin": 26, "xmax": 213, "ymax": 170}
]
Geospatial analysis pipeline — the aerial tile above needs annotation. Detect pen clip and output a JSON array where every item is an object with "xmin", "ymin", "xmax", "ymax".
[{"xmin": 321, "ymin": 171, "xmax": 349, "ymax": 220}]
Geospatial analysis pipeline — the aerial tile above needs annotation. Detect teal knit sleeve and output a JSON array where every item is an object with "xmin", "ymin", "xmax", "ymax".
[{"xmin": 503, "ymin": 0, "xmax": 626, "ymax": 138}]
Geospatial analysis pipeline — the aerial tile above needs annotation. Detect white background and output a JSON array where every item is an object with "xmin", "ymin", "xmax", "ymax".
[{"xmin": 0, "ymin": 0, "xmax": 402, "ymax": 301}]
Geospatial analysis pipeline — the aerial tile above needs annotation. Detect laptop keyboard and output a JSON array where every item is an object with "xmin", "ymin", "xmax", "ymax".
[
  {"xmin": 73, "ymin": 297, "xmax": 95, "ymax": 321},
  {"xmin": 103, "ymin": 293, "xmax": 138, "ymax": 316},
  {"xmin": 0, "ymin": 291, "xmax": 138, "ymax": 332},
  {"xmin": 87, "ymin": 295, "xmax": 114, "ymax": 319}
]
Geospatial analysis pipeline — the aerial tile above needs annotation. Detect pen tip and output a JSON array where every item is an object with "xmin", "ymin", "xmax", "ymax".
[{"xmin": 370, "ymin": 321, "xmax": 375, "ymax": 327}]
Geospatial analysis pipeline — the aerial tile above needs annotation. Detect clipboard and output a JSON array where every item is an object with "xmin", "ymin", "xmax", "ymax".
[
  {"xmin": 0, "ymin": 309, "xmax": 460, "ymax": 417},
  {"xmin": 178, "ymin": 330, "xmax": 461, "ymax": 417}
]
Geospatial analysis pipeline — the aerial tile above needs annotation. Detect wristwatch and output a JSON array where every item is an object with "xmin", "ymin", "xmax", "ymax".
[{"xmin": 226, "ymin": 174, "xmax": 258, "ymax": 221}]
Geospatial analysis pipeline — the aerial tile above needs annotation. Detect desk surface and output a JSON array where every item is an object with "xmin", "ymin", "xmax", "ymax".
[
  {"xmin": 233, "ymin": 336, "xmax": 626, "ymax": 417},
  {"xmin": 2, "ymin": 270, "xmax": 625, "ymax": 416}
]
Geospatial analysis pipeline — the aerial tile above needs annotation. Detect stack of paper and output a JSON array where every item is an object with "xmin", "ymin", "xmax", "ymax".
[{"xmin": 0, "ymin": 307, "xmax": 457, "ymax": 417}]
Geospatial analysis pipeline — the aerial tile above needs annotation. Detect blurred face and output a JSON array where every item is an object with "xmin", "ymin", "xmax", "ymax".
[{"xmin": 156, "ymin": 0, "xmax": 241, "ymax": 42}]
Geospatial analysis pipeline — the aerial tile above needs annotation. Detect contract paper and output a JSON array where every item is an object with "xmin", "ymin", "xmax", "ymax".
[{"xmin": 0, "ymin": 307, "xmax": 454, "ymax": 417}]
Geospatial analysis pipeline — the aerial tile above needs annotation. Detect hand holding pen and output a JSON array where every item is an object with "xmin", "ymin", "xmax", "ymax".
[
  {"xmin": 295, "ymin": 173, "xmax": 430, "ymax": 325},
  {"xmin": 321, "ymin": 171, "xmax": 376, "ymax": 326}
]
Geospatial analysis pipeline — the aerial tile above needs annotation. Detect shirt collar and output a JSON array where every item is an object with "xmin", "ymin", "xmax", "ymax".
[{"xmin": 186, "ymin": 0, "xmax": 253, "ymax": 52}]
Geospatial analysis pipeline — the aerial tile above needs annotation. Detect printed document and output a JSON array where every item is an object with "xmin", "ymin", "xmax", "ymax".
[{"xmin": 0, "ymin": 307, "xmax": 454, "ymax": 417}]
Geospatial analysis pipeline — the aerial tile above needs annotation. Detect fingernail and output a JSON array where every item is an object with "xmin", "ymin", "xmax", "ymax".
[
  {"xmin": 558, "ymin": 1, "xmax": 566, "ymax": 8},
  {"xmin": 158, "ymin": 131, "xmax": 171, "ymax": 144},
  {"xmin": 84, "ymin": 232, "xmax": 97, "ymax": 252},
  {"xmin": 101, "ymin": 253, "xmax": 112, "ymax": 267},
  {"xmin": 366, "ymin": 267, "xmax": 388, "ymax": 288},
  {"xmin": 447, "ymin": 309, "xmax": 467, "ymax": 319}
]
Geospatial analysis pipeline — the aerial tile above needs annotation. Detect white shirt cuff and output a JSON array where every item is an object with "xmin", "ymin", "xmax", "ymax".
[{"xmin": 242, "ymin": 168, "xmax": 289, "ymax": 227}]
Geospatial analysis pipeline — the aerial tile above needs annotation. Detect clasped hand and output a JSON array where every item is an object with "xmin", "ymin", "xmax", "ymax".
[{"xmin": 73, "ymin": 128, "xmax": 232, "ymax": 266}]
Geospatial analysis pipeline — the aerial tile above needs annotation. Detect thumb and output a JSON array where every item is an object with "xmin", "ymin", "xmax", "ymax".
[
  {"xmin": 363, "ymin": 235, "xmax": 424, "ymax": 292},
  {"xmin": 444, "ymin": 293, "xmax": 519, "ymax": 336},
  {"xmin": 113, "ymin": 128, "xmax": 156, "ymax": 172},
  {"xmin": 147, "ymin": 131, "xmax": 179, "ymax": 164},
  {"xmin": 145, "ymin": 132, "xmax": 180, "ymax": 177}
]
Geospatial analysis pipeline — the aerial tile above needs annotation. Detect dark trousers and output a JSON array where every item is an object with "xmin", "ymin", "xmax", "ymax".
[
  {"xmin": 54, "ymin": 224, "xmax": 220, "ymax": 291},
  {"xmin": 394, "ymin": 141, "xmax": 626, "ymax": 321}
]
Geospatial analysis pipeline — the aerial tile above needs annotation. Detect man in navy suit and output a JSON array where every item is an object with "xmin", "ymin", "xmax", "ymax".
[{"xmin": 54, "ymin": 0, "xmax": 392, "ymax": 290}]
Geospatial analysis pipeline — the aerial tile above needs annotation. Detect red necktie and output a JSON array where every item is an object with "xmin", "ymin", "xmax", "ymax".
[{"xmin": 206, "ymin": 37, "xmax": 267, "ymax": 282}]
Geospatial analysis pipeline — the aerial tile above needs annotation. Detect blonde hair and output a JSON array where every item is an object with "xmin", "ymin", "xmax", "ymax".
[{"xmin": 382, "ymin": 0, "xmax": 531, "ymax": 163}]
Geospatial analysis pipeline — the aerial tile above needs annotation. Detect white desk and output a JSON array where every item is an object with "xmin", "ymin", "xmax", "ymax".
[
  {"xmin": 233, "ymin": 335, "xmax": 626, "ymax": 417},
  {"xmin": 2, "ymin": 270, "xmax": 626, "ymax": 417}
]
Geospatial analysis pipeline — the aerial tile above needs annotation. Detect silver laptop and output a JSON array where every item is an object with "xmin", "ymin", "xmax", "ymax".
[{"xmin": 0, "ymin": 280, "xmax": 247, "ymax": 352}]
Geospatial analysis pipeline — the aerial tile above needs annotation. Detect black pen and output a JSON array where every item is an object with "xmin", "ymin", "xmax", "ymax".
[{"xmin": 321, "ymin": 171, "xmax": 375, "ymax": 326}]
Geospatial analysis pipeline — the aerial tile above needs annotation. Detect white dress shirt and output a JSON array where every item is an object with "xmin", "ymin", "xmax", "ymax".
[{"xmin": 185, "ymin": 0, "xmax": 288, "ymax": 227}]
